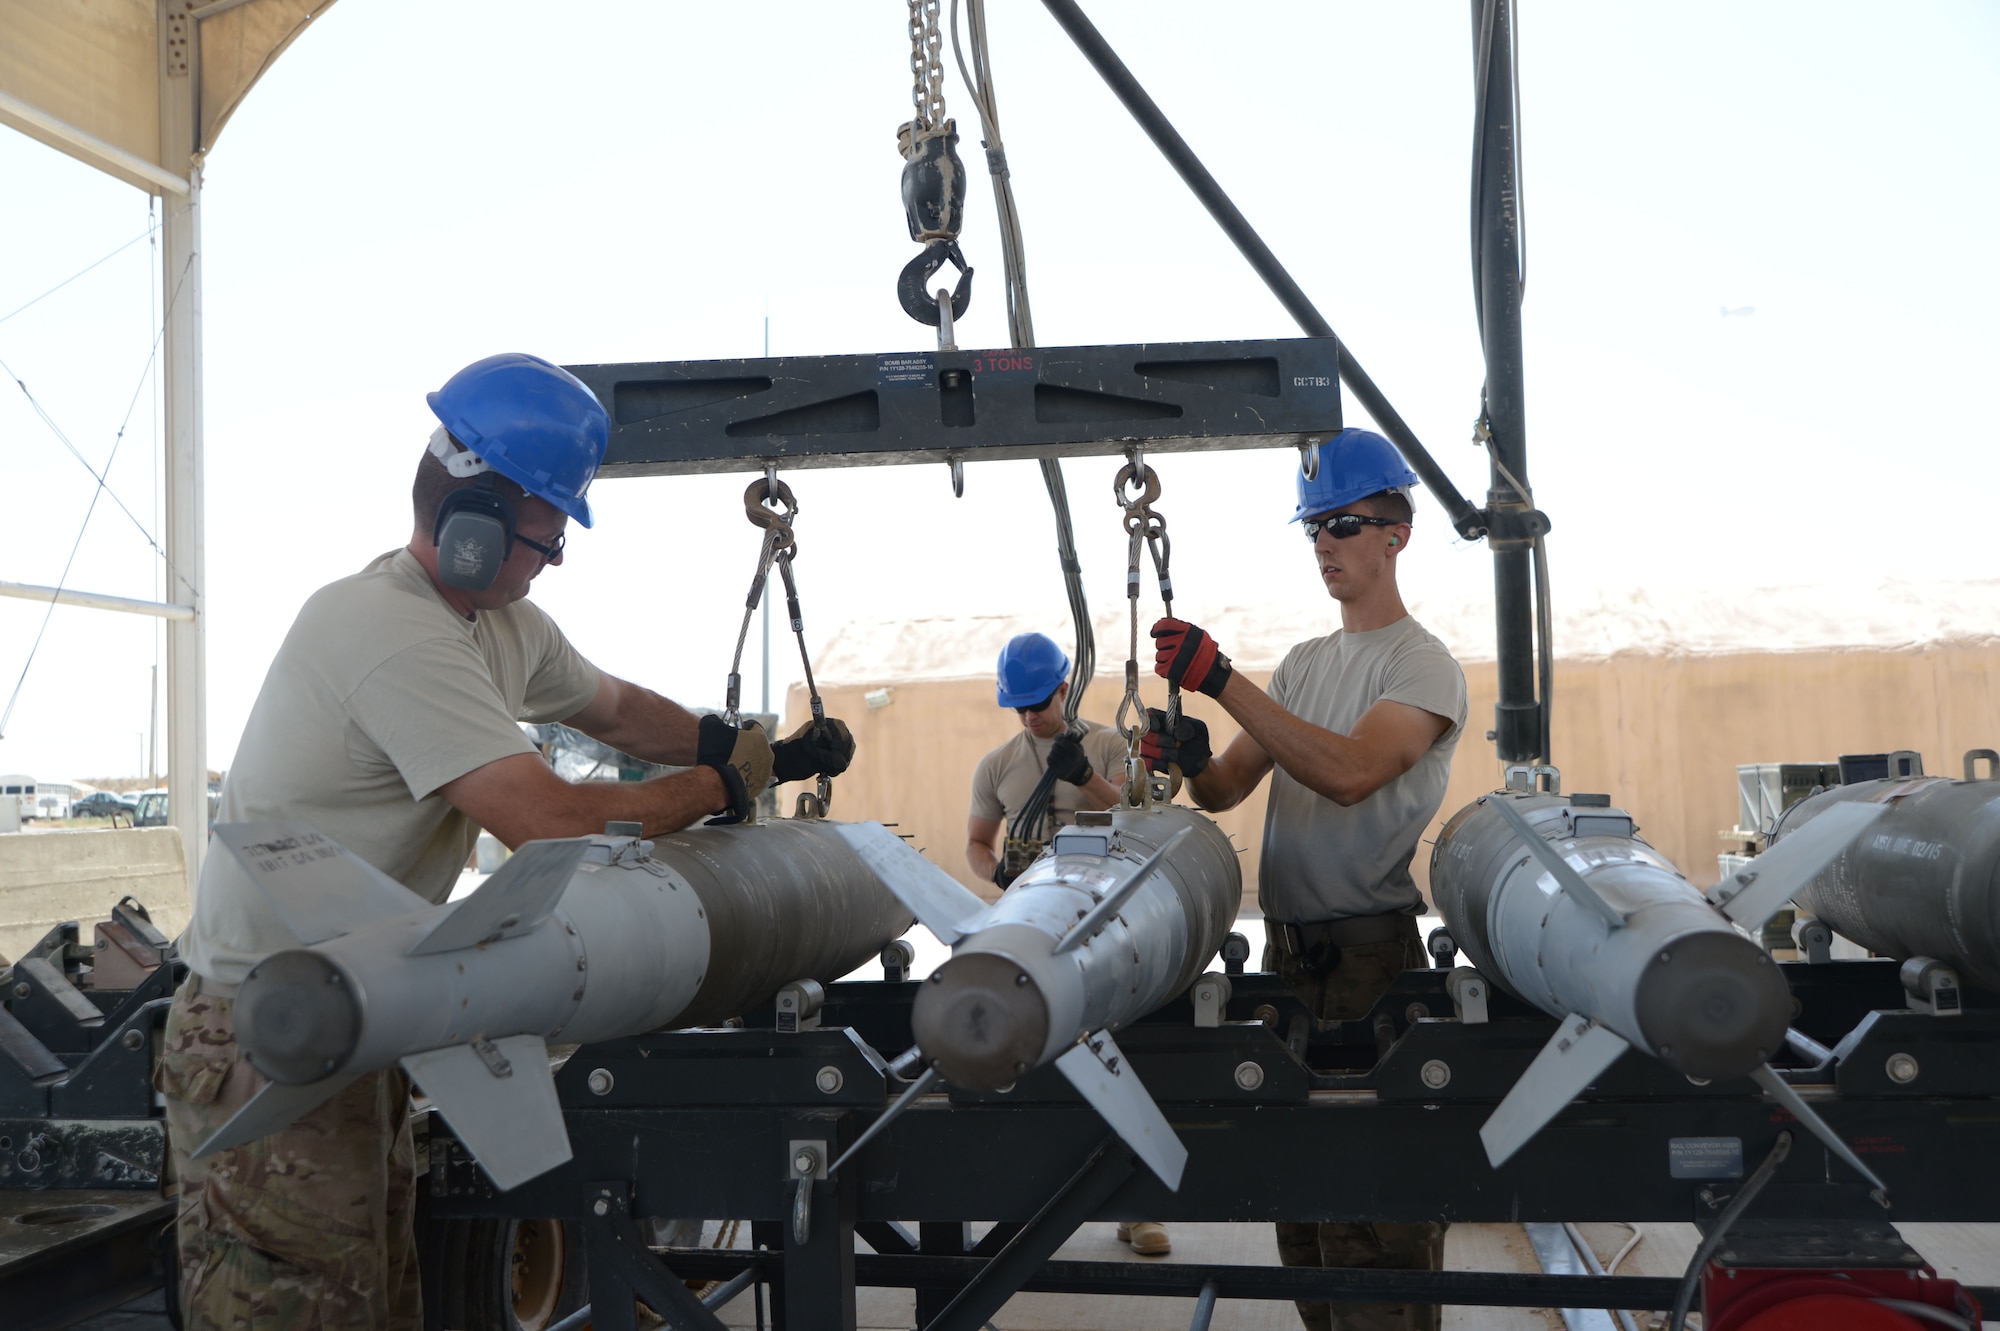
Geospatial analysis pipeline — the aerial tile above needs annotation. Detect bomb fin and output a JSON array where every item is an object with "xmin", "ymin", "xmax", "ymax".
[
  {"xmin": 410, "ymin": 838, "xmax": 592, "ymax": 956},
  {"xmin": 212, "ymin": 821, "xmax": 427, "ymax": 946},
  {"xmin": 1485, "ymin": 799, "xmax": 1627, "ymax": 930},
  {"xmin": 1749, "ymin": 1064, "xmax": 1889, "ymax": 1200},
  {"xmin": 401, "ymin": 1035, "xmax": 570, "ymax": 1192},
  {"xmin": 1480, "ymin": 1015, "xmax": 1630, "ymax": 1167},
  {"xmin": 838, "ymin": 822, "xmax": 989, "ymax": 944},
  {"xmin": 191, "ymin": 1073, "xmax": 363, "ymax": 1159},
  {"xmin": 1711, "ymin": 802, "xmax": 1887, "ymax": 929},
  {"xmin": 1056, "ymin": 1029, "xmax": 1188, "ymax": 1190}
]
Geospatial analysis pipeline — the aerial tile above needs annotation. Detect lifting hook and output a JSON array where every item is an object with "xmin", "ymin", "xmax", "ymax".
[{"xmin": 898, "ymin": 239, "xmax": 974, "ymax": 327}]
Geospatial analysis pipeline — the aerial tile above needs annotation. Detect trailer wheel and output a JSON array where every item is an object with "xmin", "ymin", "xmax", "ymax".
[{"xmin": 447, "ymin": 1217, "xmax": 588, "ymax": 1331}]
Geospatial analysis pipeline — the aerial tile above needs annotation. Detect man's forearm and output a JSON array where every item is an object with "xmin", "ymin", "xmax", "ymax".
[
  {"xmin": 593, "ymin": 684, "xmax": 703, "ymax": 766},
  {"xmin": 968, "ymin": 840, "xmax": 1000, "ymax": 881},
  {"xmin": 1215, "ymin": 674, "xmax": 1374, "ymax": 806},
  {"xmin": 486, "ymin": 767, "xmax": 727, "ymax": 847}
]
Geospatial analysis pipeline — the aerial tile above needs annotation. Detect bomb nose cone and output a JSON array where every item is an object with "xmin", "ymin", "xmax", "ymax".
[
  {"xmin": 235, "ymin": 950, "xmax": 363, "ymax": 1085},
  {"xmin": 911, "ymin": 951, "xmax": 1050, "ymax": 1090},
  {"xmin": 1634, "ymin": 931, "xmax": 1792, "ymax": 1081}
]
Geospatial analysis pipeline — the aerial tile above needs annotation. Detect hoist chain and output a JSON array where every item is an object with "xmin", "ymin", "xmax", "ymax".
[
  {"xmin": 907, "ymin": 0, "xmax": 947, "ymax": 132},
  {"xmin": 727, "ymin": 473, "xmax": 834, "ymax": 817},
  {"xmin": 1113, "ymin": 451, "xmax": 1178, "ymax": 807}
]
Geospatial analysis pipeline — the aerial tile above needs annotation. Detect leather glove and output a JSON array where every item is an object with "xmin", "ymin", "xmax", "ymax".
[
  {"xmin": 771, "ymin": 716, "xmax": 856, "ymax": 783},
  {"xmin": 1151, "ymin": 617, "xmax": 1233, "ymax": 699},
  {"xmin": 1139, "ymin": 708, "xmax": 1212, "ymax": 777},
  {"xmin": 696, "ymin": 714, "xmax": 774, "ymax": 824},
  {"xmin": 1046, "ymin": 732, "xmax": 1093, "ymax": 787}
]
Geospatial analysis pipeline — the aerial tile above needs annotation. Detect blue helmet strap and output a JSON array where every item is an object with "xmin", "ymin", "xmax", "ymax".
[{"xmin": 433, "ymin": 473, "xmax": 516, "ymax": 592}]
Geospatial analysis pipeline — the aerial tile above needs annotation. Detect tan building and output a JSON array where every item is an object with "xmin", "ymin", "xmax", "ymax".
[{"xmin": 780, "ymin": 581, "xmax": 2000, "ymax": 914}]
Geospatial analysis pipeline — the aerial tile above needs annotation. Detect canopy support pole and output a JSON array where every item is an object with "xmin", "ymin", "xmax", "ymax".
[{"xmin": 161, "ymin": 0, "xmax": 208, "ymax": 892}]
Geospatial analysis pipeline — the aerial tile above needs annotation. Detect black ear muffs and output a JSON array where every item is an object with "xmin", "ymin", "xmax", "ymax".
[{"xmin": 433, "ymin": 475, "xmax": 517, "ymax": 592}]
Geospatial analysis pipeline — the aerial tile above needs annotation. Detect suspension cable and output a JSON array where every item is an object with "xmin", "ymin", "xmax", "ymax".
[
  {"xmin": 0, "ymin": 246, "xmax": 198, "ymax": 740},
  {"xmin": 724, "ymin": 473, "xmax": 835, "ymax": 816},
  {"xmin": 953, "ymin": 0, "xmax": 1093, "ymax": 860},
  {"xmin": 951, "ymin": 0, "xmax": 1093, "ymax": 723},
  {"xmin": 1112, "ymin": 451, "xmax": 1177, "ymax": 806}
]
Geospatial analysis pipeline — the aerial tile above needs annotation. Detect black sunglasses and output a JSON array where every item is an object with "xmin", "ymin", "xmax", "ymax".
[
  {"xmin": 1014, "ymin": 690, "xmax": 1061, "ymax": 716},
  {"xmin": 514, "ymin": 531, "xmax": 566, "ymax": 562},
  {"xmin": 1303, "ymin": 513, "xmax": 1396, "ymax": 542}
]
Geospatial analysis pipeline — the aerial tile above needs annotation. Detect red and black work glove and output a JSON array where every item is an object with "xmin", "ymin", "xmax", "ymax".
[
  {"xmin": 1046, "ymin": 732, "xmax": 1094, "ymax": 787},
  {"xmin": 697, "ymin": 714, "xmax": 774, "ymax": 824},
  {"xmin": 771, "ymin": 716, "xmax": 856, "ymax": 783},
  {"xmin": 1139, "ymin": 708, "xmax": 1212, "ymax": 778},
  {"xmin": 1151, "ymin": 617, "xmax": 1233, "ymax": 699}
]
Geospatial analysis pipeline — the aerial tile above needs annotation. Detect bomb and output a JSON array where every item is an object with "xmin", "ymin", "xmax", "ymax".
[
  {"xmin": 1429, "ymin": 788, "xmax": 1884, "ymax": 1169},
  {"xmin": 839, "ymin": 803, "xmax": 1239, "ymax": 1188},
  {"xmin": 194, "ymin": 818, "xmax": 913, "ymax": 1190}
]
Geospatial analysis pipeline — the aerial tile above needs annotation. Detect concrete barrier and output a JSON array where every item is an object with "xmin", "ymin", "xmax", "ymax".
[{"xmin": 0, "ymin": 827, "xmax": 189, "ymax": 965}]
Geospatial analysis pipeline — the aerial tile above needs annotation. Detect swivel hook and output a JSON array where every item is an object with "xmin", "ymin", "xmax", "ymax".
[{"xmin": 898, "ymin": 239, "xmax": 974, "ymax": 327}]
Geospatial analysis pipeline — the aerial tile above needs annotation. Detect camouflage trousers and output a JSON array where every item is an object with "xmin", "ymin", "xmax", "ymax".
[
  {"xmin": 156, "ymin": 976, "xmax": 420, "ymax": 1331},
  {"xmin": 1266, "ymin": 918, "xmax": 1446, "ymax": 1331}
]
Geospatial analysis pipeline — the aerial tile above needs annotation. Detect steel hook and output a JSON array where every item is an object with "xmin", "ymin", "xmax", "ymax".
[
  {"xmin": 743, "ymin": 474, "xmax": 798, "ymax": 548},
  {"xmin": 947, "ymin": 455, "xmax": 965, "ymax": 498},
  {"xmin": 897, "ymin": 239, "xmax": 974, "ymax": 326},
  {"xmin": 1112, "ymin": 459, "xmax": 1162, "ymax": 511},
  {"xmin": 1299, "ymin": 439, "xmax": 1320, "ymax": 482}
]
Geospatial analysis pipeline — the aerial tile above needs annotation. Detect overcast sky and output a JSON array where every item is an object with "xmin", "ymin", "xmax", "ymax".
[{"xmin": 1, "ymin": 1, "xmax": 1995, "ymax": 784}]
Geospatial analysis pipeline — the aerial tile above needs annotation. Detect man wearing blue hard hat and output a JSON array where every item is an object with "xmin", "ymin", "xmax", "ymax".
[
  {"xmin": 159, "ymin": 353, "xmax": 855, "ymax": 1329},
  {"xmin": 1142, "ymin": 428, "xmax": 1467, "ymax": 1331},
  {"xmin": 966, "ymin": 632, "xmax": 1128, "ymax": 889}
]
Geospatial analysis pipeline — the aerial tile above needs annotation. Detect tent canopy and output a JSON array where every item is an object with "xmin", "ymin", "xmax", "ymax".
[{"xmin": 0, "ymin": 0, "xmax": 331, "ymax": 193}]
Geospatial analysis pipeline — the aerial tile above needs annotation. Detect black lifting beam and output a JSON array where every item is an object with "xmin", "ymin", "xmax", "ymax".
[{"xmin": 569, "ymin": 338, "xmax": 1342, "ymax": 478}]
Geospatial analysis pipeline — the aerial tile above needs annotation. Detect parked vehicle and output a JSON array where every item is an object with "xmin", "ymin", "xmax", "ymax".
[
  {"xmin": 72, "ymin": 791, "xmax": 136, "ymax": 821},
  {"xmin": 34, "ymin": 783, "xmax": 74, "ymax": 819},
  {"xmin": 131, "ymin": 787, "xmax": 222, "ymax": 829},
  {"xmin": 130, "ymin": 789, "xmax": 170, "ymax": 827},
  {"xmin": 2, "ymin": 775, "xmax": 43, "ymax": 822}
]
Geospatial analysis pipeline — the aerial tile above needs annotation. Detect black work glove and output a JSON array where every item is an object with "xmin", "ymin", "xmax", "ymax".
[
  {"xmin": 1151, "ymin": 617, "xmax": 1233, "ymax": 699},
  {"xmin": 1046, "ymin": 732, "xmax": 1093, "ymax": 787},
  {"xmin": 1139, "ymin": 708, "xmax": 1212, "ymax": 778},
  {"xmin": 696, "ymin": 714, "xmax": 774, "ymax": 824},
  {"xmin": 771, "ymin": 716, "xmax": 856, "ymax": 783}
]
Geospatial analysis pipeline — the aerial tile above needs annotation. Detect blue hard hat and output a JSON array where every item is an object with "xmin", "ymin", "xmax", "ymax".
[
  {"xmin": 428, "ymin": 352, "xmax": 610, "ymax": 528},
  {"xmin": 1291, "ymin": 428, "xmax": 1420, "ymax": 523},
  {"xmin": 996, "ymin": 633, "xmax": 1071, "ymax": 708}
]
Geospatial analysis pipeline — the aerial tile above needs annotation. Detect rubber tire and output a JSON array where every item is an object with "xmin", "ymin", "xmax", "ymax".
[{"xmin": 426, "ymin": 1216, "xmax": 589, "ymax": 1331}]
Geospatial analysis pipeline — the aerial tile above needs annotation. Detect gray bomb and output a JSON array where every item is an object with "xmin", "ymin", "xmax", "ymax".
[
  {"xmin": 195, "ymin": 818, "xmax": 913, "ymax": 1190},
  {"xmin": 1428, "ymin": 788, "xmax": 1883, "ymax": 1169},
  {"xmin": 1431, "ymin": 791, "xmax": 1791, "ymax": 1081},
  {"xmin": 1776, "ymin": 769, "xmax": 2000, "ymax": 992},
  {"xmin": 839, "ymin": 803, "xmax": 1240, "ymax": 1188}
]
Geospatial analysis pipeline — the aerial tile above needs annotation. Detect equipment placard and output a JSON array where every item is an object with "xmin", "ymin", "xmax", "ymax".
[
  {"xmin": 877, "ymin": 352, "xmax": 935, "ymax": 387},
  {"xmin": 1669, "ymin": 1137, "xmax": 1744, "ymax": 1179}
]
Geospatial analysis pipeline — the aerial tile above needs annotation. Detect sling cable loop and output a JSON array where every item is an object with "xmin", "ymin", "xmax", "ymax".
[
  {"xmin": 723, "ymin": 471, "xmax": 835, "ymax": 819},
  {"xmin": 1113, "ymin": 449, "xmax": 1179, "ymax": 807}
]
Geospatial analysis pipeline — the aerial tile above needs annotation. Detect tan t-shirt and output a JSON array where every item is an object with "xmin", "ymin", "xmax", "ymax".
[
  {"xmin": 181, "ymin": 548, "xmax": 602, "ymax": 984},
  {"xmin": 969, "ymin": 720, "xmax": 1131, "ymax": 835},
  {"xmin": 1259, "ymin": 615, "xmax": 1467, "ymax": 923}
]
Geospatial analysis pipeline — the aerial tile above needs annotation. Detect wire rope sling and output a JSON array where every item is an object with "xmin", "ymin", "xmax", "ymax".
[{"xmin": 721, "ymin": 471, "xmax": 837, "ymax": 820}]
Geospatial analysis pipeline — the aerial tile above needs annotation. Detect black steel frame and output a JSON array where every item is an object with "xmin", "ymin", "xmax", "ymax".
[{"xmin": 424, "ymin": 961, "xmax": 2000, "ymax": 1329}]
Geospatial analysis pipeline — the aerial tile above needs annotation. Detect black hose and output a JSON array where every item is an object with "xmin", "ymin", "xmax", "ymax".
[{"xmin": 1668, "ymin": 1132, "xmax": 1793, "ymax": 1331}]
